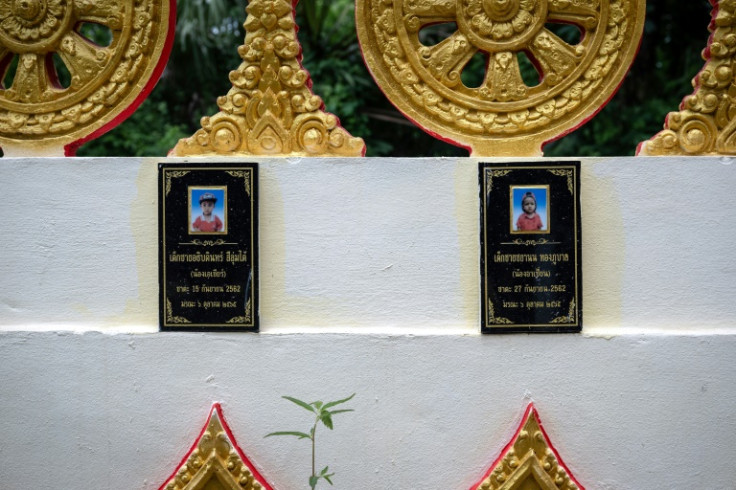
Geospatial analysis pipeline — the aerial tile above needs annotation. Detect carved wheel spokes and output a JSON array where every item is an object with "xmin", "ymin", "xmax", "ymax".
[
  {"xmin": 357, "ymin": 0, "xmax": 646, "ymax": 155},
  {"xmin": 0, "ymin": 0, "xmax": 174, "ymax": 156}
]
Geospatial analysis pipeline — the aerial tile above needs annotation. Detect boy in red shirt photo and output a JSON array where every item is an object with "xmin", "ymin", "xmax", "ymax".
[{"xmin": 191, "ymin": 191, "xmax": 224, "ymax": 233}]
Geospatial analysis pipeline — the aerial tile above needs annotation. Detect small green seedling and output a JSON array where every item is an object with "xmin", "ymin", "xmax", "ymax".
[{"xmin": 266, "ymin": 393, "xmax": 355, "ymax": 490}]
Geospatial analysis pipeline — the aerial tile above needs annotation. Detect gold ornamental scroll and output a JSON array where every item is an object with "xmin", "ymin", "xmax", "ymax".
[
  {"xmin": 471, "ymin": 405, "xmax": 584, "ymax": 490},
  {"xmin": 170, "ymin": 0, "xmax": 365, "ymax": 157},
  {"xmin": 356, "ymin": 0, "xmax": 646, "ymax": 156},
  {"xmin": 638, "ymin": 0, "xmax": 736, "ymax": 156},
  {"xmin": 0, "ymin": 0, "xmax": 175, "ymax": 157},
  {"xmin": 159, "ymin": 404, "xmax": 273, "ymax": 490}
]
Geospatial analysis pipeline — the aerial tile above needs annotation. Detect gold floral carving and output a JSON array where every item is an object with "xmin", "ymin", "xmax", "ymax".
[
  {"xmin": 356, "ymin": 0, "xmax": 646, "ymax": 156},
  {"xmin": 160, "ymin": 404, "xmax": 272, "ymax": 490},
  {"xmin": 170, "ymin": 0, "xmax": 365, "ymax": 157},
  {"xmin": 638, "ymin": 1, "xmax": 736, "ymax": 156},
  {"xmin": 472, "ymin": 405, "xmax": 583, "ymax": 490},
  {"xmin": 0, "ymin": 0, "xmax": 174, "ymax": 156}
]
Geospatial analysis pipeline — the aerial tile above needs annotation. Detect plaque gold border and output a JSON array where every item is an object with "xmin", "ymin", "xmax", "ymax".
[
  {"xmin": 481, "ymin": 163, "xmax": 581, "ymax": 332},
  {"xmin": 160, "ymin": 164, "xmax": 257, "ymax": 330}
]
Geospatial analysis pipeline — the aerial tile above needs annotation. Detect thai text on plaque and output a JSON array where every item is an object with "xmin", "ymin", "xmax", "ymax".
[
  {"xmin": 480, "ymin": 162, "xmax": 582, "ymax": 333},
  {"xmin": 159, "ymin": 162, "xmax": 258, "ymax": 331}
]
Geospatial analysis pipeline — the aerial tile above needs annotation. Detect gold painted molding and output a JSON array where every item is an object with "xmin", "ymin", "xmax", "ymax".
[
  {"xmin": 159, "ymin": 404, "xmax": 272, "ymax": 490},
  {"xmin": 0, "ymin": 0, "xmax": 175, "ymax": 156},
  {"xmin": 356, "ymin": 0, "xmax": 646, "ymax": 156},
  {"xmin": 471, "ymin": 405, "xmax": 583, "ymax": 490},
  {"xmin": 170, "ymin": 0, "xmax": 365, "ymax": 157},
  {"xmin": 638, "ymin": 0, "xmax": 736, "ymax": 156}
]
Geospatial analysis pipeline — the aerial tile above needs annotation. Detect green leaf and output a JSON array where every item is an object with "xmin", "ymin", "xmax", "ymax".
[
  {"xmin": 320, "ymin": 466, "xmax": 330, "ymax": 475},
  {"xmin": 327, "ymin": 409, "xmax": 354, "ymax": 416},
  {"xmin": 312, "ymin": 401, "xmax": 324, "ymax": 410},
  {"xmin": 320, "ymin": 412, "xmax": 334, "ymax": 430},
  {"xmin": 322, "ymin": 393, "xmax": 355, "ymax": 410},
  {"xmin": 264, "ymin": 431, "xmax": 312, "ymax": 440},
  {"xmin": 309, "ymin": 475, "xmax": 319, "ymax": 489},
  {"xmin": 282, "ymin": 396, "xmax": 317, "ymax": 413},
  {"xmin": 324, "ymin": 474, "xmax": 334, "ymax": 485}
]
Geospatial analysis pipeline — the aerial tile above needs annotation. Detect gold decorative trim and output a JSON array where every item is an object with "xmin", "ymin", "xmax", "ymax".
[
  {"xmin": 501, "ymin": 238, "xmax": 560, "ymax": 246},
  {"xmin": 0, "ymin": 0, "xmax": 174, "ymax": 156},
  {"xmin": 160, "ymin": 404, "xmax": 272, "ymax": 490},
  {"xmin": 357, "ymin": 0, "xmax": 646, "ymax": 156},
  {"xmin": 170, "ymin": 0, "xmax": 365, "ymax": 157},
  {"xmin": 166, "ymin": 298, "xmax": 191, "ymax": 324},
  {"xmin": 472, "ymin": 405, "xmax": 583, "ymax": 490},
  {"xmin": 547, "ymin": 169, "xmax": 573, "ymax": 194},
  {"xmin": 550, "ymin": 299, "xmax": 576, "ymax": 324},
  {"xmin": 488, "ymin": 299, "xmax": 513, "ymax": 325},
  {"xmin": 638, "ymin": 1, "xmax": 736, "ymax": 155},
  {"xmin": 165, "ymin": 171, "xmax": 189, "ymax": 196}
]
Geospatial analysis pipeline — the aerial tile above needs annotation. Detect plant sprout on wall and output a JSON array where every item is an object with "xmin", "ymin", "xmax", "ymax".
[{"xmin": 266, "ymin": 393, "xmax": 355, "ymax": 490}]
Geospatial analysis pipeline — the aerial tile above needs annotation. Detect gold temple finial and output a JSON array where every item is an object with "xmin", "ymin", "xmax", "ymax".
[
  {"xmin": 0, "ymin": 0, "xmax": 175, "ymax": 157},
  {"xmin": 170, "ymin": 0, "xmax": 365, "ymax": 157},
  {"xmin": 471, "ymin": 405, "xmax": 584, "ymax": 490},
  {"xmin": 356, "ymin": 0, "xmax": 646, "ymax": 156},
  {"xmin": 638, "ymin": 0, "xmax": 736, "ymax": 156},
  {"xmin": 159, "ymin": 404, "xmax": 273, "ymax": 490}
]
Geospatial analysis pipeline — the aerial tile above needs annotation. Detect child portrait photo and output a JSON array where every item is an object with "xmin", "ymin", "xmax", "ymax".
[
  {"xmin": 189, "ymin": 186, "xmax": 227, "ymax": 234},
  {"xmin": 510, "ymin": 185, "xmax": 550, "ymax": 234}
]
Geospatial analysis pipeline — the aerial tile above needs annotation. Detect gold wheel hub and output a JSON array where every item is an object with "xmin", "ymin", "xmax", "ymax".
[
  {"xmin": 0, "ymin": 0, "xmax": 73, "ymax": 54},
  {"xmin": 13, "ymin": 0, "xmax": 44, "ymax": 21},
  {"xmin": 458, "ymin": 0, "xmax": 547, "ymax": 52}
]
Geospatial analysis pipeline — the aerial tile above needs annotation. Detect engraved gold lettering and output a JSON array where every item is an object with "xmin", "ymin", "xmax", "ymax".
[
  {"xmin": 494, "ymin": 251, "xmax": 538, "ymax": 262},
  {"xmin": 226, "ymin": 250, "xmax": 249, "ymax": 264},
  {"xmin": 169, "ymin": 251, "xmax": 224, "ymax": 263}
]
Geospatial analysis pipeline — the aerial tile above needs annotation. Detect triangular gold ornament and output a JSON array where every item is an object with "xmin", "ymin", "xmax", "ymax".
[
  {"xmin": 170, "ymin": 0, "xmax": 365, "ymax": 157},
  {"xmin": 158, "ymin": 404, "xmax": 273, "ymax": 490},
  {"xmin": 638, "ymin": 0, "xmax": 736, "ymax": 155},
  {"xmin": 471, "ymin": 405, "xmax": 584, "ymax": 490}
]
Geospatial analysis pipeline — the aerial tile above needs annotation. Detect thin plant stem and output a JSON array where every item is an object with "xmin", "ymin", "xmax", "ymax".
[{"xmin": 312, "ymin": 420, "xmax": 316, "ymax": 486}]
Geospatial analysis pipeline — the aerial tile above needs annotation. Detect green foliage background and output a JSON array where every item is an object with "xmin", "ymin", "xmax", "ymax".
[{"xmin": 78, "ymin": 0, "xmax": 713, "ymax": 157}]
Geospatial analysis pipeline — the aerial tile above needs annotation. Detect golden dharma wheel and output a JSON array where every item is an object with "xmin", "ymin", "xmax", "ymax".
[
  {"xmin": 356, "ymin": 0, "xmax": 646, "ymax": 156},
  {"xmin": 0, "ymin": 0, "xmax": 175, "ymax": 156}
]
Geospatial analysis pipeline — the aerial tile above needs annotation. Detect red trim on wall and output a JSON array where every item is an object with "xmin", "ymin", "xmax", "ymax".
[
  {"xmin": 468, "ymin": 403, "xmax": 585, "ymax": 490},
  {"xmin": 157, "ymin": 403, "xmax": 275, "ymax": 490}
]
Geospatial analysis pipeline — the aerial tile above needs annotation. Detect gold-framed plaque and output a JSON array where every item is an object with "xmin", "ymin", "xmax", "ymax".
[
  {"xmin": 159, "ymin": 162, "xmax": 258, "ymax": 331},
  {"xmin": 480, "ymin": 162, "xmax": 581, "ymax": 333}
]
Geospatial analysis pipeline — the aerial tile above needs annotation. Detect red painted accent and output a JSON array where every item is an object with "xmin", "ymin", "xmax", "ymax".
[
  {"xmin": 543, "ymin": 20, "xmax": 646, "ymax": 153},
  {"xmin": 157, "ymin": 403, "xmax": 275, "ymax": 490},
  {"xmin": 64, "ymin": 0, "xmax": 178, "ymax": 156},
  {"xmin": 468, "ymin": 403, "xmax": 585, "ymax": 490}
]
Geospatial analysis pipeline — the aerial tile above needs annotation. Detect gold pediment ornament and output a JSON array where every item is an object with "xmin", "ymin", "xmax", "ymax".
[
  {"xmin": 356, "ymin": 0, "xmax": 646, "ymax": 156},
  {"xmin": 637, "ymin": 1, "xmax": 736, "ymax": 156},
  {"xmin": 170, "ymin": 0, "xmax": 365, "ymax": 157},
  {"xmin": 0, "ymin": 0, "xmax": 175, "ymax": 156},
  {"xmin": 471, "ymin": 405, "xmax": 584, "ymax": 490},
  {"xmin": 159, "ymin": 404, "xmax": 273, "ymax": 490}
]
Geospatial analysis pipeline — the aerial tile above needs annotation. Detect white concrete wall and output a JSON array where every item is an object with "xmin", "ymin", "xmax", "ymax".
[{"xmin": 0, "ymin": 157, "xmax": 735, "ymax": 489}]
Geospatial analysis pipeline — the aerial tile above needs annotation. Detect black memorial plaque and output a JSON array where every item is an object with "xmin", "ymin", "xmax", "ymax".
[
  {"xmin": 480, "ymin": 162, "xmax": 581, "ymax": 333},
  {"xmin": 159, "ymin": 162, "xmax": 258, "ymax": 331}
]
